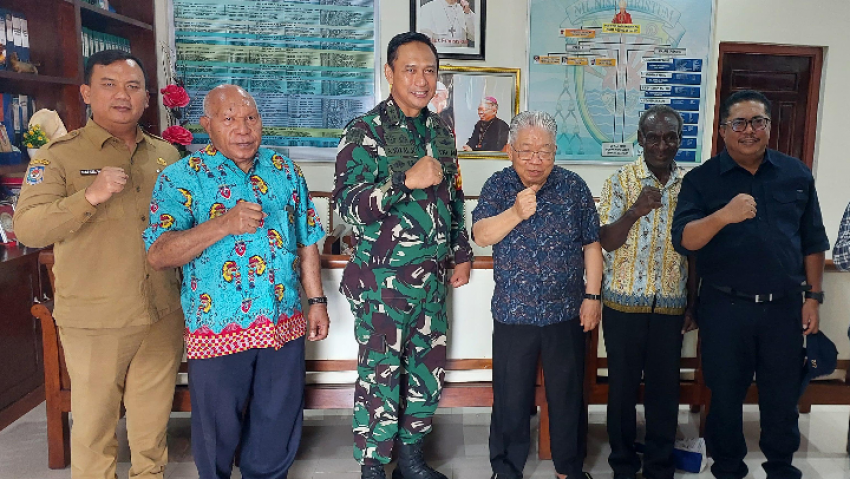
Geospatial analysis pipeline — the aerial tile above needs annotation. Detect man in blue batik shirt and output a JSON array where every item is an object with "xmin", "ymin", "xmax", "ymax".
[
  {"xmin": 472, "ymin": 111, "xmax": 602, "ymax": 479},
  {"xmin": 145, "ymin": 84, "xmax": 329, "ymax": 479}
]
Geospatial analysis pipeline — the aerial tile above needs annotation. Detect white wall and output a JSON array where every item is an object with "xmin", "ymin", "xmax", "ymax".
[{"xmin": 154, "ymin": 0, "xmax": 850, "ymax": 356}]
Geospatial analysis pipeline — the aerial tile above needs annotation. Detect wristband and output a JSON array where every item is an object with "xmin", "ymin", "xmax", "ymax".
[{"xmin": 583, "ymin": 293, "xmax": 602, "ymax": 301}]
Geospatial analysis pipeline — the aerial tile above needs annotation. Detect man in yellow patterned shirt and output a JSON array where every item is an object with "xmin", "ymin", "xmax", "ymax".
[{"xmin": 597, "ymin": 105, "xmax": 697, "ymax": 479}]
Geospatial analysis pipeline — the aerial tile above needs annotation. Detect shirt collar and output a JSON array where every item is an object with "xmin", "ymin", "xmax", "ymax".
[
  {"xmin": 635, "ymin": 156, "xmax": 682, "ymax": 185},
  {"xmin": 84, "ymin": 118, "xmax": 146, "ymax": 150},
  {"xmin": 382, "ymin": 95, "xmax": 431, "ymax": 128},
  {"xmin": 718, "ymin": 148, "xmax": 775, "ymax": 175},
  {"xmin": 196, "ymin": 143, "xmax": 264, "ymax": 172},
  {"xmin": 508, "ymin": 165, "xmax": 562, "ymax": 192}
]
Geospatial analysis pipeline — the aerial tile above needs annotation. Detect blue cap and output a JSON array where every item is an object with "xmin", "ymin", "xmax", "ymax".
[{"xmin": 800, "ymin": 331, "xmax": 838, "ymax": 398}]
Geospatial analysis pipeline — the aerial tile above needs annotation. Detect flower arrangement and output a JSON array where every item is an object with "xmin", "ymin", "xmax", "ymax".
[
  {"xmin": 160, "ymin": 83, "xmax": 194, "ymax": 152},
  {"xmin": 23, "ymin": 124, "xmax": 49, "ymax": 149},
  {"xmin": 159, "ymin": 43, "xmax": 194, "ymax": 154}
]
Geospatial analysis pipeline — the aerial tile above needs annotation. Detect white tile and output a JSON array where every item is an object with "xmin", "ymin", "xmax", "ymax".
[{"xmin": 3, "ymin": 403, "xmax": 850, "ymax": 479}]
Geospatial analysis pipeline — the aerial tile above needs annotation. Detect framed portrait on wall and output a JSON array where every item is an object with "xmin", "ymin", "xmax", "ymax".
[
  {"xmin": 429, "ymin": 66, "xmax": 519, "ymax": 158},
  {"xmin": 411, "ymin": 0, "xmax": 486, "ymax": 60}
]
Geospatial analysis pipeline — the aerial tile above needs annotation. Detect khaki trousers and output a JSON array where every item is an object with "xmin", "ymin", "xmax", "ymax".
[{"xmin": 58, "ymin": 312, "xmax": 184, "ymax": 479}]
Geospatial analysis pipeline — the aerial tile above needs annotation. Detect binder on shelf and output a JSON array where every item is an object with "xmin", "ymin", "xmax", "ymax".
[
  {"xmin": 4, "ymin": 13, "xmax": 12, "ymax": 69},
  {"xmin": 11, "ymin": 95, "xmax": 20, "ymax": 147},
  {"xmin": 0, "ymin": 9, "xmax": 6, "ymax": 70},
  {"xmin": 0, "ymin": 95, "xmax": 13, "ymax": 148},
  {"xmin": 10, "ymin": 14, "xmax": 21, "ymax": 63},
  {"xmin": 20, "ymin": 17, "xmax": 29, "ymax": 62},
  {"xmin": 82, "ymin": 28, "xmax": 132, "ymax": 61},
  {"xmin": 18, "ymin": 95, "xmax": 30, "ymax": 137}
]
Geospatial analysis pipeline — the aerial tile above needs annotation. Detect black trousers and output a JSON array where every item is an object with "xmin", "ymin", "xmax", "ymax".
[
  {"xmin": 699, "ymin": 286, "xmax": 803, "ymax": 479},
  {"xmin": 489, "ymin": 319, "xmax": 586, "ymax": 478},
  {"xmin": 603, "ymin": 306, "xmax": 683, "ymax": 479}
]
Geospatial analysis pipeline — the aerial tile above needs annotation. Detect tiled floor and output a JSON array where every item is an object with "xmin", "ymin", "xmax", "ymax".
[{"xmin": 1, "ymin": 404, "xmax": 849, "ymax": 478}]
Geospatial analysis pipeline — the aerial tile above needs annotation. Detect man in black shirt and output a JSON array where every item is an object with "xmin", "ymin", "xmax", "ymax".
[{"xmin": 671, "ymin": 90, "xmax": 829, "ymax": 479}]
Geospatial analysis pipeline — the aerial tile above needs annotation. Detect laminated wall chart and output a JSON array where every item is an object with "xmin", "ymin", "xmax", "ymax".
[
  {"xmin": 173, "ymin": 0, "xmax": 377, "ymax": 159},
  {"xmin": 529, "ymin": 0, "xmax": 714, "ymax": 163}
]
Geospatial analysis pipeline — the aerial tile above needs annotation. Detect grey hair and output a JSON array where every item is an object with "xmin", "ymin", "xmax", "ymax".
[
  {"xmin": 202, "ymin": 94, "xmax": 211, "ymax": 118},
  {"xmin": 508, "ymin": 111, "xmax": 558, "ymax": 146},
  {"xmin": 638, "ymin": 105, "xmax": 683, "ymax": 134}
]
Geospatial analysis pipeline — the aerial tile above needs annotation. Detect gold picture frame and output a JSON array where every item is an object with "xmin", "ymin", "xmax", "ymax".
[{"xmin": 431, "ymin": 65, "xmax": 520, "ymax": 159}]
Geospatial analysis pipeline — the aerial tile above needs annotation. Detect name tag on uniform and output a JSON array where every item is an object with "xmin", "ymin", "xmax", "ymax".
[{"xmin": 79, "ymin": 169, "xmax": 100, "ymax": 176}]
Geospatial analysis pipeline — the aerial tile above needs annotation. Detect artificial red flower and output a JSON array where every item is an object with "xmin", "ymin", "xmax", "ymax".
[
  {"xmin": 162, "ymin": 125, "xmax": 193, "ymax": 146},
  {"xmin": 161, "ymin": 84, "xmax": 191, "ymax": 108}
]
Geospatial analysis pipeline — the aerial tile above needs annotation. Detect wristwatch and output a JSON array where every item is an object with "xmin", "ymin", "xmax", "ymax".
[
  {"xmin": 583, "ymin": 293, "xmax": 602, "ymax": 301},
  {"xmin": 307, "ymin": 296, "xmax": 328, "ymax": 305},
  {"xmin": 804, "ymin": 290, "xmax": 824, "ymax": 304},
  {"xmin": 391, "ymin": 171, "xmax": 412, "ymax": 193}
]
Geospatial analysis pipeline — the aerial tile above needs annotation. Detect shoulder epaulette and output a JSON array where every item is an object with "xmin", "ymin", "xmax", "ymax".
[{"xmin": 44, "ymin": 129, "xmax": 81, "ymax": 148}]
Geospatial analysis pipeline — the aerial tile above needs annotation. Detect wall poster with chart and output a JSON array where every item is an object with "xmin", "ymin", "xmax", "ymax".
[
  {"xmin": 528, "ymin": 0, "xmax": 715, "ymax": 164},
  {"xmin": 172, "ymin": 0, "xmax": 379, "ymax": 161}
]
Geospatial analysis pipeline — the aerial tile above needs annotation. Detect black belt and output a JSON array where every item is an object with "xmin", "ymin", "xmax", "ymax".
[{"xmin": 709, "ymin": 284, "xmax": 801, "ymax": 303}]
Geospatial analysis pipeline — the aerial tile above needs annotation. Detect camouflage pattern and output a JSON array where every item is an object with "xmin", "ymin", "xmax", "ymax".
[
  {"xmin": 333, "ymin": 96, "xmax": 472, "ymax": 270},
  {"xmin": 333, "ymin": 97, "xmax": 473, "ymax": 465},
  {"xmin": 349, "ymin": 261, "xmax": 447, "ymax": 464}
]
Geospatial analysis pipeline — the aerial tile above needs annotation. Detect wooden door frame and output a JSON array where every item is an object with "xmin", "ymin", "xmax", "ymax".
[{"xmin": 712, "ymin": 43, "xmax": 824, "ymax": 168}]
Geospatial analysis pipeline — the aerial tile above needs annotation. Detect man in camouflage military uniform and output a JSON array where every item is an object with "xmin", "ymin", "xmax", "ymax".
[{"xmin": 333, "ymin": 32, "xmax": 473, "ymax": 479}]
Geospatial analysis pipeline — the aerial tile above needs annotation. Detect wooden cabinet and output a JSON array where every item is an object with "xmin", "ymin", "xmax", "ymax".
[
  {"xmin": 0, "ymin": 245, "xmax": 45, "ymax": 430},
  {"xmin": 0, "ymin": 0, "xmax": 160, "ymax": 133}
]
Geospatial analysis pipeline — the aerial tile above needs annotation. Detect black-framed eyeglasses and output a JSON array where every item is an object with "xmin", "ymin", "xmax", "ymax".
[
  {"xmin": 511, "ymin": 146, "xmax": 555, "ymax": 162},
  {"xmin": 721, "ymin": 116, "xmax": 771, "ymax": 132}
]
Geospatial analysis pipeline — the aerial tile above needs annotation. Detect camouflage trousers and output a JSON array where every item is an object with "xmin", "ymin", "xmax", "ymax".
[{"xmin": 344, "ymin": 263, "xmax": 448, "ymax": 465}]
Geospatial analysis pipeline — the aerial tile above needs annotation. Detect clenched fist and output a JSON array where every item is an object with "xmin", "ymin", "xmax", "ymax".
[
  {"xmin": 218, "ymin": 201, "xmax": 266, "ymax": 236},
  {"xmin": 719, "ymin": 193, "xmax": 757, "ymax": 224},
  {"xmin": 404, "ymin": 156, "xmax": 443, "ymax": 190},
  {"xmin": 629, "ymin": 186, "xmax": 662, "ymax": 217},
  {"xmin": 513, "ymin": 185, "xmax": 540, "ymax": 220},
  {"xmin": 84, "ymin": 166, "xmax": 128, "ymax": 206}
]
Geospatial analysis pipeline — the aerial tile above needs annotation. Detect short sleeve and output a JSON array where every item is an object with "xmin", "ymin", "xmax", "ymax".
[
  {"xmin": 671, "ymin": 171, "xmax": 706, "ymax": 255},
  {"xmin": 576, "ymin": 177, "xmax": 601, "ymax": 245},
  {"xmin": 143, "ymin": 167, "xmax": 197, "ymax": 250},
  {"xmin": 472, "ymin": 173, "xmax": 503, "ymax": 224},
  {"xmin": 290, "ymin": 161, "xmax": 326, "ymax": 248},
  {"xmin": 598, "ymin": 173, "xmax": 626, "ymax": 227}
]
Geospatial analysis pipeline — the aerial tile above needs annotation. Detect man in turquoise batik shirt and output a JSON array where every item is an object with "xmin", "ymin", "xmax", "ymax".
[{"xmin": 145, "ymin": 84, "xmax": 328, "ymax": 479}]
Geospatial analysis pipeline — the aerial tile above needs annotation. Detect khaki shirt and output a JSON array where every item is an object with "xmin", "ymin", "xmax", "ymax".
[{"xmin": 14, "ymin": 120, "xmax": 183, "ymax": 328}]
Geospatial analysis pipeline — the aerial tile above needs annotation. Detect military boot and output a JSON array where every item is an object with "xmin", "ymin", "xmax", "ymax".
[
  {"xmin": 362, "ymin": 464, "xmax": 387, "ymax": 479},
  {"xmin": 391, "ymin": 440, "xmax": 447, "ymax": 479}
]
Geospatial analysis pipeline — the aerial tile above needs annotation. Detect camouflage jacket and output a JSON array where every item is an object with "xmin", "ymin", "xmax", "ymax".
[{"xmin": 333, "ymin": 96, "xmax": 473, "ymax": 272}]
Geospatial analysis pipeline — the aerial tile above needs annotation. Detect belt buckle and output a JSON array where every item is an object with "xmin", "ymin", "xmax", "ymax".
[{"xmin": 754, "ymin": 293, "xmax": 773, "ymax": 303}]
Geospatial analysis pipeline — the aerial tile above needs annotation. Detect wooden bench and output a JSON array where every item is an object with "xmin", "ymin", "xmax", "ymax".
[{"xmin": 33, "ymin": 249, "xmax": 557, "ymax": 469}]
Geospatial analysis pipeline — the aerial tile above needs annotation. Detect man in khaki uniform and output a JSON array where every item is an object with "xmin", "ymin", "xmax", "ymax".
[{"xmin": 14, "ymin": 50, "xmax": 184, "ymax": 479}]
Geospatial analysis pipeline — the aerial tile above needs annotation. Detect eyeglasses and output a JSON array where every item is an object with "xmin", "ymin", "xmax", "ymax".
[
  {"xmin": 721, "ymin": 116, "xmax": 771, "ymax": 132},
  {"xmin": 642, "ymin": 133, "xmax": 681, "ymax": 146},
  {"xmin": 512, "ymin": 147, "xmax": 555, "ymax": 162}
]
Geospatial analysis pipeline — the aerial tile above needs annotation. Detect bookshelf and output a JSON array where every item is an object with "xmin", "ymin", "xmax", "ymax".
[
  {"xmin": 0, "ymin": 0, "xmax": 160, "ymax": 429},
  {"xmin": 0, "ymin": 0, "xmax": 160, "ymax": 135}
]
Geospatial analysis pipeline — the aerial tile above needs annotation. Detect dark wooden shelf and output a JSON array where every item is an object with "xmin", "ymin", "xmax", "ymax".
[
  {"xmin": 79, "ymin": 2, "xmax": 153, "ymax": 31},
  {"xmin": 0, "ymin": 71, "xmax": 79, "ymax": 86}
]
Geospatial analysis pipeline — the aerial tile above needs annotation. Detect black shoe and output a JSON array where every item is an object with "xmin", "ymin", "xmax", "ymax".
[
  {"xmin": 362, "ymin": 464, "xmax": 387, "ymax": 479},
  {"xmin": 492, "ymin": 473, "xmax": 522, "ymax": 479},
  {"xmin": 391, "ymin": 440, "xmax": 447, "ymax": 479},
  {"xmin": 613, "ymin": 475, "xmax": 636, "ymax": 479}
]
